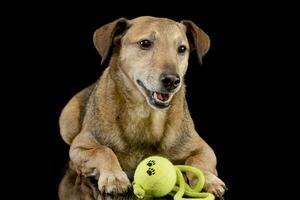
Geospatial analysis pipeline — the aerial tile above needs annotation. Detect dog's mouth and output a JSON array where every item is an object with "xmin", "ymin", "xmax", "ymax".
[{"xmin": 136, "ymin": 80, "xmax": 174, "ymax": 109}]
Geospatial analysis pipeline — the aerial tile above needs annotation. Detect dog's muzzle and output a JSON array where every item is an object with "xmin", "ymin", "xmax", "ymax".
[{"xmin": 136, "ymin": 80, "xmax": 175, "ymax": 109}]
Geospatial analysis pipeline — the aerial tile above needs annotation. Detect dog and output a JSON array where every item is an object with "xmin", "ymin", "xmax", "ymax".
[{"xmin": 59, "ymin": 16, "xmax": 226, "ymax": 198}]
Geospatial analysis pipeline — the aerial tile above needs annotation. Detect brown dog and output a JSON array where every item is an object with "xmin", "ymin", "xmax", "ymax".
[{"xmin": 59, "ymin": 16, "xmax": 226, "ymax": 198}]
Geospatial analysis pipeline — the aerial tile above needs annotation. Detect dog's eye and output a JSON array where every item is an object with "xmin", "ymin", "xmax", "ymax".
[
  {"xmin": 177, "ymin": 45, "xmax": 187, "ymax": 54},
  {"xmin": 139, "ymin": 40, "xmax": 152, "ymax": 49}
]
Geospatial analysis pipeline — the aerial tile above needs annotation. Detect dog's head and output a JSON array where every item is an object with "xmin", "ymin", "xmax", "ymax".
[{"xmin": 93, "ymin": 16, "xmax": 210, "ymax": 109}]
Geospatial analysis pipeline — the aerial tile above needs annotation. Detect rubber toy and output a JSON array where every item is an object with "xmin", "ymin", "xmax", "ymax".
[{"xmin": 133, "ymin": 156, "xmax": 215, "ymax": 200}]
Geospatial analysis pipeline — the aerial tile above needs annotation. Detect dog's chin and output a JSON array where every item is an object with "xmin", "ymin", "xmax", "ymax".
[{"xmin": 136, "ymin": 80, "xmax": 176, "ymax": 109}]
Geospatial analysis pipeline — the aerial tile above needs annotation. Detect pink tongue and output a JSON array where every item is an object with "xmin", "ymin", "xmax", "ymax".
[{"xmin": 157, "ymin": 93, "xmax": 170, "ymax": 101}]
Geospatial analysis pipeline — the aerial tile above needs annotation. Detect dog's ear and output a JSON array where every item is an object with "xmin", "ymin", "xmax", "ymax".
[
  {"xmin": 93, "ymin": 18, "xmax": 128, "ymax": 65},
  {"xmin": 181, "ymin": 20, "xmax": 210, "ymax": 65}
]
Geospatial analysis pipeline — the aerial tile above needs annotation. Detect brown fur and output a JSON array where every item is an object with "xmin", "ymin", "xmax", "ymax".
[{"xmin": 59, "ymin": 16, "xmax": 226, "ymax": 198}]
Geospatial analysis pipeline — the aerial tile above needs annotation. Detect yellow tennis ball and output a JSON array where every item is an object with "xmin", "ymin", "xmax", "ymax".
[{"xmin": 133, "ymin": 156, "xmax": 177, "ymax": 198}]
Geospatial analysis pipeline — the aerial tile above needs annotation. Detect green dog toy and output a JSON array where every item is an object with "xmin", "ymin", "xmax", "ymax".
[{"xmin": 133, "ymin": 156, "xmax": 215, "ymax": 200}]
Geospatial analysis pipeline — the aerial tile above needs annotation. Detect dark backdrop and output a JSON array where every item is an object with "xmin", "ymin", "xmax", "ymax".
[{"xmin": 6, "ymin": 1, "xmax": 290, "ymax": 199}]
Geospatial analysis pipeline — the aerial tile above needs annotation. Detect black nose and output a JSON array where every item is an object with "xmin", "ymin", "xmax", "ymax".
[{"xmin": 160, "ymin": 73, "xmax": 181, "ymax": 91}]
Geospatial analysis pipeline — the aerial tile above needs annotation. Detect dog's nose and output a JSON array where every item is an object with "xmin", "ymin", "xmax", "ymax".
[{"xmin": 160, "ymin": 73, "xmax": 181, "ymax": 91}]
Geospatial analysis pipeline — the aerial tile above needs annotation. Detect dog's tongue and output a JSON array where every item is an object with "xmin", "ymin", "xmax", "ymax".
[{"xmin": 156, "ymin": 92, "xmax": 170, "ymax": 102}]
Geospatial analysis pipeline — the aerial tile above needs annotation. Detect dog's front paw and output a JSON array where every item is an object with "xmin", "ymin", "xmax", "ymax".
[
  {"xmin": 98, "ymin": 170, "xmax": 131, "ymax": 194},
  {"xmin": 187, "ymin": 171, "xmax": 226, "ymax": 199},
  {"xmin": 203, "ymin": 171, "xmax": 227, "ymax": 199}
]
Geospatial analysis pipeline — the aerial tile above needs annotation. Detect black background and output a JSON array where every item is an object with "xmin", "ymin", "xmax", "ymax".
[{"xmin": 5, "ymin": 1, "xmax": 292, "ymax": 199}]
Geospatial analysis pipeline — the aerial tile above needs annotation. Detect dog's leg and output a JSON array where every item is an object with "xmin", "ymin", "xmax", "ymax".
[
  {"xmin": 185, "ymin": 139, "xmax": 226, "ymax": 198},
  {"xmin": 69, "ymin": 131, "xmax": 131, "ymax": 194},
  {"xmin": 59, "ymin": 84, "xmax": 94, "ymax": 145}
]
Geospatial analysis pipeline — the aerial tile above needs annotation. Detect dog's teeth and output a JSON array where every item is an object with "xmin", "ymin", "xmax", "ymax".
[
  {"xmin": 156, "ymin": 93, "xmax": 161, "ymax": 100},
  {"xmin": 154, "ymin": 92, "xmax": 161, "ymax": 102},
  {"xmin": 156, "ymin": 92, "xmax": 170, "ymax": 102},
  {"xmin": 152, "ymin": 92, "xmax": 172, "ymax": 104},
  {"xmin": 154, "ymin": 92, "xmax": 160, "ymax": 101}
]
